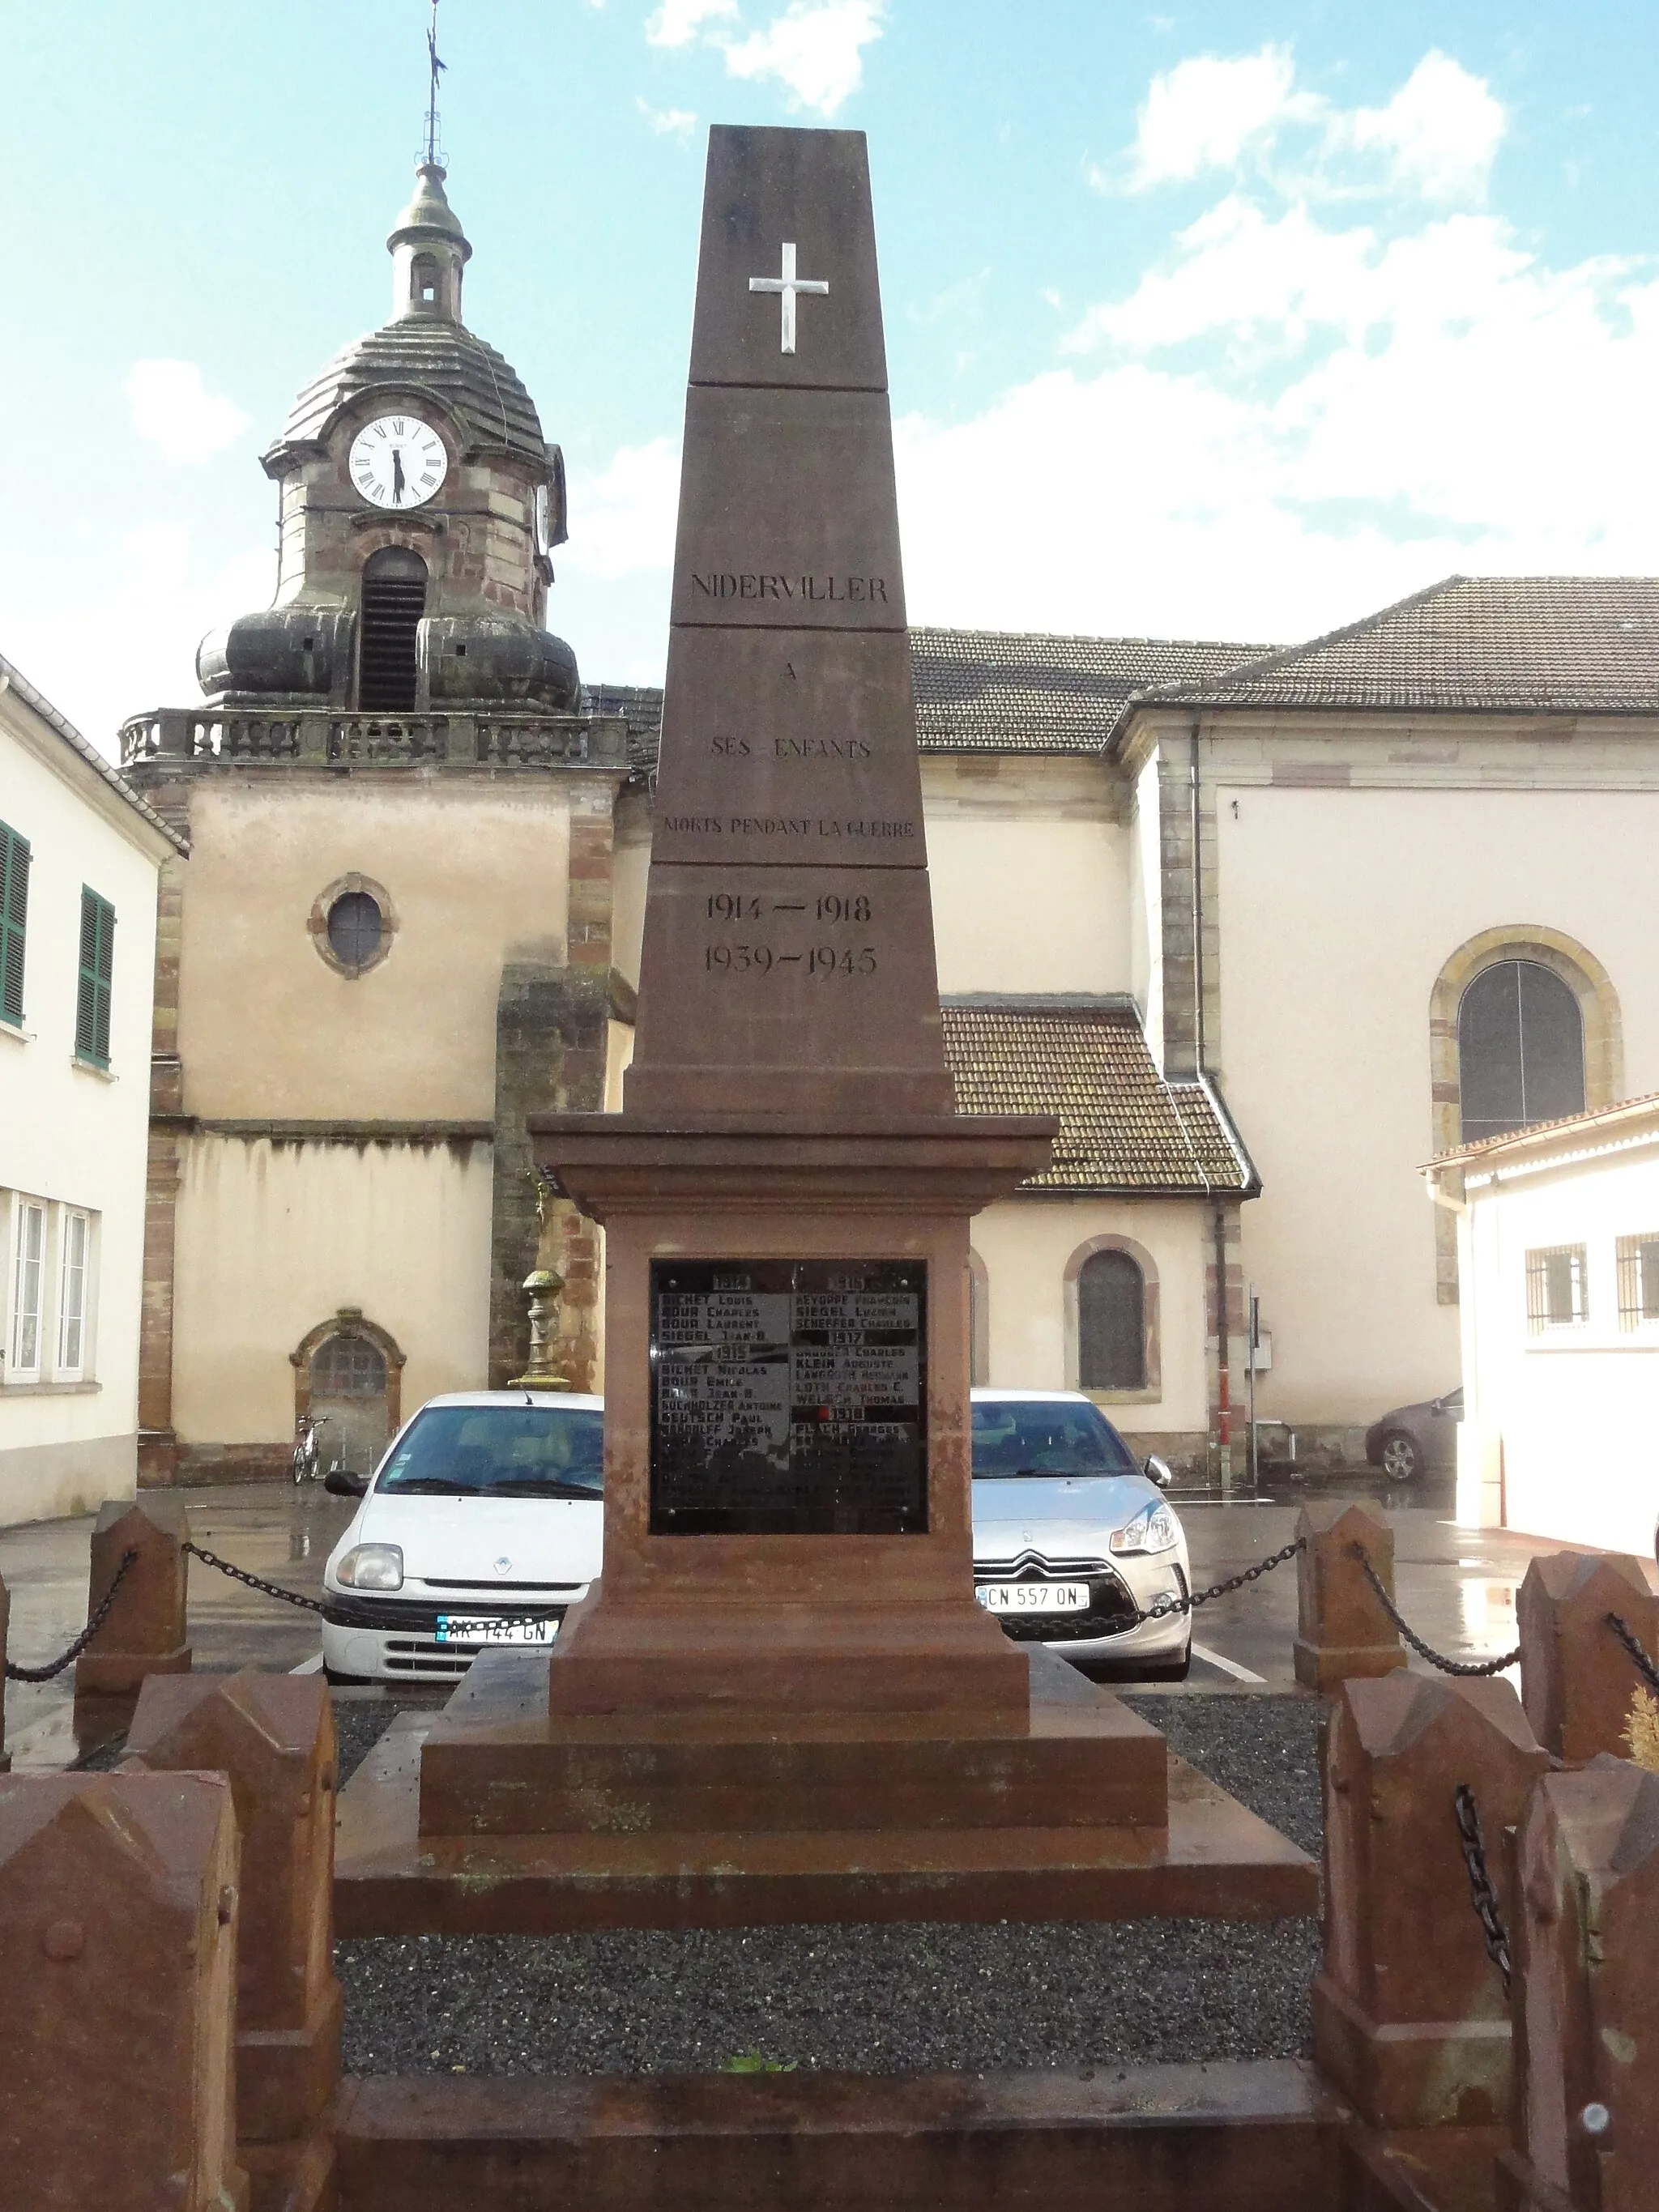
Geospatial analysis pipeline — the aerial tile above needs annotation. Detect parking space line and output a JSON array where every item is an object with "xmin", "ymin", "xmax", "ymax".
[
  {"xmin": 1192, "ymin": 1642, "xmax": 1265, "ymax": 1684},
  {"xmin": 289, "ymin": 1652, "xmax": 325, "ymax": 1675}
]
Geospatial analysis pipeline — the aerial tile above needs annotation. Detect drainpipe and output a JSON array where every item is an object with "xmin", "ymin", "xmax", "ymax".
[
  {"xmin": 1191, "ymin": 714, "xmax": 1230, "ymax": 1481},
  {"xmin": 1425, "ymin": 1166, "xmax": 1468, "ymax": 1216}
]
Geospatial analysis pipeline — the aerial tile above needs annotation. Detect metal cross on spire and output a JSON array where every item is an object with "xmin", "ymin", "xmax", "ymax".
[
  {"xmin": 424, "ymin": 0, "xmax": 447, "ymax": 166},
  {"xmin": 748, "ymin": 242, "xmax": 830, "ymax": 356}
]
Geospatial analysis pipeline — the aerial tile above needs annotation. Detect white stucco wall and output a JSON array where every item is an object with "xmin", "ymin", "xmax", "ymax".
[
  {"xmin": 0, "ymin": 695, "xmax": 168, "ymax": 1524},
  {"xmin": 170, "ymin": 1135, "xmax": 493, "ymax": 1446},
  {"xmin": 922, "ymin": 758, "xmax": 1132, "ymax": 995},
  {"xmin": 970, "ymin": 1198, "xmax": 1210, "ymax": 1438},
  {"xmin": 1215, "ymin": 782, "xmax": 1659, "ymax": 1431},
  {"xmin": 1456, "ymin": 1135, "xmax": 1659, "ymax": 1554}
]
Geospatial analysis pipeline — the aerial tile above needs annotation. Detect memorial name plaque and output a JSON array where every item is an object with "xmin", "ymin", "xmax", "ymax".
[{"xmin": 650, "ymin": 1259, "xmax": 926, "ymax": 1535}]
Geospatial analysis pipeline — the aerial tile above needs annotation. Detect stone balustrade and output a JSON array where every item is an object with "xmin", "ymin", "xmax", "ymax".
[{"xmin": 119, "ymin": 705, "xmax": 628, "ymax": 771}]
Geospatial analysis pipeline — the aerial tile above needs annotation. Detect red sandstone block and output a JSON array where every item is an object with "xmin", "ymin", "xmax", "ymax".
[
  {"xmin": 1294, "ymin": 1502, "xmax": 1407, "ymax": 1691},
  {"xmin": 1517, "ymin": 1551, "xmax": 1659, "ymax": 1762},
  {"xmin": 72, "ymin": 1494, "xmax": 192, "ymax": 1704}
]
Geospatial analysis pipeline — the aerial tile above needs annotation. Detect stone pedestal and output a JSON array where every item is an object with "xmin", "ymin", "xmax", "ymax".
[
  {"xmin": 73, "ymin": 1494, "xmax": 193, "ymax": 1740},
  {"xmin": 1314, "ymin": 1674, "xmax": 1548, "ymax": 2209},
  {"xmin": 1293, "ymin": 1502, "xmax": 1407, "ymax": 1692},
  {"xmin": 0, "ymin": 1771, "xmax": 246, "ymax": 2211},
  {"xmin": 1517, "ymin": 1551, "xmax": 1659, "ymax": 1763},
  {"xmin": 126, "ymin": 1673, "xmax": 341, "ymax": 2212},
  {"xmin": 1499, "ymin": 1761, "xmax": 1659, "ymax": 2212}
]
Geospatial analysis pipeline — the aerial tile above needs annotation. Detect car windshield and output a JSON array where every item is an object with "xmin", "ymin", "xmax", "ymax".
[
  {"xmin": 374, "ymin": 1405, "xmax": 604, "ymax": 1499},
  {"xmin": 971, "ymin": 1400, "xmax": 1138, "ymax": 1479}
]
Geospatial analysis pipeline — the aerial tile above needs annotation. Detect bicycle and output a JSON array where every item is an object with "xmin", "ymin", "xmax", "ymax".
[{"xmin": 292, "ymin": 1412, "xmax": 327, "ymax": 1485}]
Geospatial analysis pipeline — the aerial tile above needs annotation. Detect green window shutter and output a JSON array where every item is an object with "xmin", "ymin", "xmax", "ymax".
[
  {"xmin": 0, "ymin": 822, "xmax": 28, "ymax": 1026},
  {"xmin": 76, "ymin": 889, "xmax": 114, "ymax": 1066}
]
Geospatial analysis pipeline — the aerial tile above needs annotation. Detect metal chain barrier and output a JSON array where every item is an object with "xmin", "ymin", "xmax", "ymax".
[
  {"xmin": 1350, "ymin": 1544, "xmax": 1521, "ymax": 1677},
  {"xmin": 1606, "ymin": 1610, "xmax": 1659, "ymax": 1697},
  {"xmin": 5, "ymin": 1548, "xmax": 140, "ymax": 1682},
  {"xmin": 1453, "ymin": 1781, "xmax": 1512, "ymax": 1994},
  {"xmin": 1141, "ymin": 1535, "xmax": 1306, "ymax": 1623},
  {"xmin": 183, "ymin": 1541, "xmax": 329, "ymax": 1617}
]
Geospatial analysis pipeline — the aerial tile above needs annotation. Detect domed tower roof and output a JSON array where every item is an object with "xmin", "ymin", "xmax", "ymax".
[{"xmin": 265, "ymin": 164, "xmax": 547, "ymax": 471}]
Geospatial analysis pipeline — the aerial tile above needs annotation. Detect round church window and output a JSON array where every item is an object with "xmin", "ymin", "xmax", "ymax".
[{"xmin": 327, "ymin": 891, "xmax": 383, "ymax": 974}]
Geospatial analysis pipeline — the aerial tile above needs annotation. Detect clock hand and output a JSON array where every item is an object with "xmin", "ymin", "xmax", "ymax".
[{"xmin": 391, "ymin": 448, "xmax": 405, "ymax": 503}]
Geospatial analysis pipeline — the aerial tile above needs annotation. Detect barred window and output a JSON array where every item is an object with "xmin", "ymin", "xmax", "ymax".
[
  {"xmin": 1078, "ymin": 1249, "xmax": 1145, "ymax": 1390},
  {"xmin": 309, "ymin": 1335, "xmax": 387, "ymax": 1396},
  {"xmin": 1617, "ymin": 1235, "xmax": 1659, "ymax": 1328},
  {"xmin": 1525, "ymin": 1243, "xmax": 1587, "ymax": 1333}
]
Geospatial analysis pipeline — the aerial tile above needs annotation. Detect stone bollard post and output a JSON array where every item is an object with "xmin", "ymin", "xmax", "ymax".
[
  {"xmin": 1315, "ymin": 1673, "xmax": 1549, "ymax": 2206},
  {"xmin": 126, "ymin": 1672, "xmax": 341, "ymax": 2212},
  {"xmin": 1517, "ymin": 1551, "xmax": 1659, "ymax": 1763},
  {"xmin": 72, "ymin": 1494, "xmax": 193, "ymax": 1731},
  {"xmin": 0, "ymin": 1769, "xmax": 246, "ymax": 2210},
  {"xmin": 1499, "ymin": 1759, "xmax": 1659, "ymax": 2212},
  {"xmin": 1294, "ymin": 1501, "xmax": 1407, "ymax": 1690}
]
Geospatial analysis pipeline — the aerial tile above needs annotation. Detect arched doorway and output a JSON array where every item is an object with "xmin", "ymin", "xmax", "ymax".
[
  {"xmin": 357, "ymin": 546, "xmax": 427, "ymax": 711},
  {"xmin": 291, "ymin": 1311, "xmax": 405, "ymax": 1479}
]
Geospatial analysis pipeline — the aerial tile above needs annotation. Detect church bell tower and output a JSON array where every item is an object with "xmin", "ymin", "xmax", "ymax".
[{"xmin": 198, "ymin": 161, "xmax": 579, "ymax": 717}]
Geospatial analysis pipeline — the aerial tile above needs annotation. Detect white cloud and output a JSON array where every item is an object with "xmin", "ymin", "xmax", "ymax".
[
  {"xmin": 1341, "ymin": 51, "xmax": 1506, "ymax": 205},
  {"xmin": 125, "ymin": 359, "xmax": 250, "ymax": 464},
  {"xmin": 1108, "ymin": 44, "xmax": 1506, "ymax": 207},
  {"xmin": 723, "ymin": 0, "xmax": 884, "ymax": 116},
  {"xmin": 1126, "ymin": 45, "xmax": 1306, "ymax": 190},
  {"xmin": 646, "ymin": 0, "xmax": 738, "ymax": 48},
  {"xmin": 637, "ymin": 96, "xmax": 698, "ymax": 141},
  {"xmin": 893, "ymin": 200, "xmax": 1659, "ymax": 651},
  {"xmin": 4, "ymin": 526, "xmax": 275, "ymax": 759},
  {"xmin": 561, "ymin": 437, "xmax": 681, "ymax": 584}
]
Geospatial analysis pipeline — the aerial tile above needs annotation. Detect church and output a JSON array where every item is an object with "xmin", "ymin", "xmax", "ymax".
[{"xmin": 117, "ymin": 158, "xmax": 1659, "ymax": 1511}]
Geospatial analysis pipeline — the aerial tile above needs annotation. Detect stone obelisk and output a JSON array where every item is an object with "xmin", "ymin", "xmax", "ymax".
[{"xmin": 528, "ymin": 126, "xmax": 1055, "ymax": 1729}]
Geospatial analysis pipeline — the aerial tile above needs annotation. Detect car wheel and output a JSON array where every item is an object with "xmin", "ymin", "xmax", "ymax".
[
  {"xmin": 1139, "ymin": 1644, "xmax": 1192, "ymax": 1683},
  {"xmin": 1377, "ymin": 1430, "xmax": 1421, "ymax": 1482}
]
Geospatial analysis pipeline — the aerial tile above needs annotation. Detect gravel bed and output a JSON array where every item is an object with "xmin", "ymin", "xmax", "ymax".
[{"xmin": 335, "ymin": 1690, "xmax": 1326, "ymax": 2078}]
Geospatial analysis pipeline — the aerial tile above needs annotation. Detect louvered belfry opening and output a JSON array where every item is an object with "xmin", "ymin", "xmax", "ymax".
[{"xmin": 357, "ymin": 546, "xmax": 428, "ymax": 710}]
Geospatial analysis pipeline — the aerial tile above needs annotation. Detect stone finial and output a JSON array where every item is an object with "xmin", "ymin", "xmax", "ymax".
[
  {"xmin": 1518, "ymin": 1550, "xmax": 1659, "ymax": 1762},
  {"xmin": 0, "ymin": 1771, "xmax": 245, "ymax": 2210},
  {"xmin": 126, "ymin": 1673, "xmax": 340, "ymax": 2201},
  {"xmin": 1293, "ymin": 1501, "xmax": 1407, "ymax": 1691},
  {"xmin": 73, "ymin": 1494, "xmax": 192, "ymax": 1715},
  {"xmin": 1502, "ymin": 1760, "xmax": 1659, "ymax": 2210},
  {"xmin": 1315, "ymin": 1673, "xmax": 1550, "ymax": 2135}
]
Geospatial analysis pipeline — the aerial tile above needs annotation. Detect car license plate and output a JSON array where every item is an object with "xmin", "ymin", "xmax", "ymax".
[
  {"xmin": 975, "ymin": 1582, "xmax": 1090, "ymax": 1614},
  {"xmin": 434, "ymin": 1615, "xmax": 557, "ymax": 1645}
]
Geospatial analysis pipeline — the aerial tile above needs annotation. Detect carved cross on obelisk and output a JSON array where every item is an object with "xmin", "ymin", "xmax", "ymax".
[{"xmin": 626, "ymin": 126, "xmax": 954, "ymax": 1121}]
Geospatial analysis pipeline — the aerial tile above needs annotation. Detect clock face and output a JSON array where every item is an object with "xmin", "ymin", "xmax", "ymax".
[{"xmin": 348, "ymin": 414, "xmax": 448, "ymax": 510}]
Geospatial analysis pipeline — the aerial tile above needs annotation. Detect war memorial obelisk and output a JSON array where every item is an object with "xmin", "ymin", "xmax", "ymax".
[{"xmin": 360, "ymin": 129, "xmax": 1311, "ymax": 1929}]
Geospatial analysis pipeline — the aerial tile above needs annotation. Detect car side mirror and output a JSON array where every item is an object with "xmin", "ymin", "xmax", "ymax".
[
  {"xmin": 1143, "ymin": 1454, "xmax": 1175, "ymax": 1490},
  {"xmin": 324, "ymin": 1465, "xmax": 368, "ymax": 1498}
]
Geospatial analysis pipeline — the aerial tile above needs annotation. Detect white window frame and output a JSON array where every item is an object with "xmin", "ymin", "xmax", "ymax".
[
  {"xmin": 56, "ymin": 1208, "xmax": 92, "ymax": 1379},
  {"xmin": 8, "ymin": 1196, "xmax": 47, "ymax": 1382}
]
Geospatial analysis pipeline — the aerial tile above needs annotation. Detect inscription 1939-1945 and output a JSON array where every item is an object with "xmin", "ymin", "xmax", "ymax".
[{"xmin": 649, "ymin": 1258, "xmax": 928, "ymax": 1535}]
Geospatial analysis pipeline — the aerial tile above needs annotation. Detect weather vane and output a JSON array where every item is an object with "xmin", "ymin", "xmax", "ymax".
[{"xmin": 424, "ymin": 0, "xmax": 446, "ymax": 167}]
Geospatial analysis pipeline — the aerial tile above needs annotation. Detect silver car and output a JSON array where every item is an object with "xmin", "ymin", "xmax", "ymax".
[{"xmin": 970, "ymin": 1388, "xmax": 1192, "ymax": 1681}]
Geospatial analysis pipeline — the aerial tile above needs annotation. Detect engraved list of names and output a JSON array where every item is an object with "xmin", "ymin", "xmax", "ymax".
[{"xmin": 649, "ymin": 1259, "xmax": 927, "ymax": 1534}]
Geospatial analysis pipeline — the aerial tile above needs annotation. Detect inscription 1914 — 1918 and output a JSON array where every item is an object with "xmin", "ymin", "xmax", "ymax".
[{"xmin": 649, "ymin": 1258, "xmax": 927, "ymax": 1535}]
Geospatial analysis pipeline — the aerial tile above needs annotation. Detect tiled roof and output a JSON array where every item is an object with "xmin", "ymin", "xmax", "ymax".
[
  {"xmin": 274, "ymin": 321, "xmax": 546, "ymax": 466},
  {"xmin": 1152, "ymin": 576, "xmax": 1659, "ymax": 714},
  {"xmin": 581, "ymin": 683, "xmax": 669, "ymax": 773},
  {"xmin": 942, "ymin": 998, "xmax": 1257, "ymax": 1196},
  {"xmin": 1427, "ymin": 1087, "xmax": 1659, "ymax": 1170},
  {"xmin": 911, "ymin": 627, "xmax": 1277, "ymax": 752},
  {"xmin": 587, "ymin": 627, "xmax": 1274, "ymax": 773}
]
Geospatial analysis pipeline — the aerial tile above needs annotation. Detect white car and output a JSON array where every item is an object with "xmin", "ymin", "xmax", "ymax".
[
  {"xmin": 321, "ymin": 1392, "xmax": 603, "ymax": 1686},
  {"xmin": 970, "ymin": 1388, "xmax": 1192, "ymax": 1681}
]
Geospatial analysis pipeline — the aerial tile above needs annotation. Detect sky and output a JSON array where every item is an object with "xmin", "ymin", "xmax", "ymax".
[{"xmin": 5, "ymin": 1, "xmax": 1659, "ymax": 755}]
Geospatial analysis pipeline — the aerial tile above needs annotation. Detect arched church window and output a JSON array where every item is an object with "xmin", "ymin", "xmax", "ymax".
[
  {"xmin": 309, "ymin": 1335, "xmax": 387, "ymax": 1398},
  {"xmin": 326, "ymin": 892, "xmax": 383, "ymax": 974},
  {"xmin": 357, "ymin": 547, "xmax": 427, "ymax": 713},
  {"xmin": 1077, "ymin": 1249, "xmax": 1145, "ymax": 1391},
  {"xmin": 1458, "ymin": 960, "xmax": 1586, "ymax": 1143}
]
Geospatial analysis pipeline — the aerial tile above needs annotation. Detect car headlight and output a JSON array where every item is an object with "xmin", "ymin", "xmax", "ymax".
[
  {"xmin": 1109, "ymin": 1503, "xmax": 1179, "ymax": 1557},
  {"xmin": 335, "ymin": 1543, "xmax": 403, "ymax": 1591}
]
